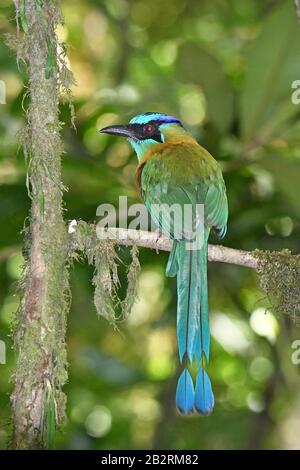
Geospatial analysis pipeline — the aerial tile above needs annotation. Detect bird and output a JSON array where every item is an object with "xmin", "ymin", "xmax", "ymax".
[{"xmin": 99, "ymin": 112, "xmax": 228, "ymax": 415}]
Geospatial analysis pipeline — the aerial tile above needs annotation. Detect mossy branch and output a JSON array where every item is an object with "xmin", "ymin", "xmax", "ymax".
[
  {"xmin": 10, "ymin": 0, "xmax": 72, "ymax": 449},
  {"xmin": 70, "ymin": 222, "xmax": 300, "ymax": 323},
  {"xmin": 70, "ymin": 223, "xmax": 258, "ymax": 269}
]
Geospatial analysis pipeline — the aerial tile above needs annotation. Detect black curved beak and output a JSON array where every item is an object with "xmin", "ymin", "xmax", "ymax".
[{"xmin": 99, "ymin": 124, "xmax": 136, "ymax": 139}]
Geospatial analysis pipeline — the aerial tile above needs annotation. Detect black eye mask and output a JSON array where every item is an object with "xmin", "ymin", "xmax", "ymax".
[{"xmin": 129, "ymin": 122, "xmax": 163, "ymax": 142}]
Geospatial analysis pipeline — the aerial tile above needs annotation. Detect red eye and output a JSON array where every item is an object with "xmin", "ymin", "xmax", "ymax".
[{"xmin": 143, "ymin": 124, "xmax": 156, "ymax": 134}]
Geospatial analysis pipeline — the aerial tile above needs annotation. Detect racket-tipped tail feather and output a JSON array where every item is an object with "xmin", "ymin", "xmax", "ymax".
[
  {"xmin": 194, "ymin": 367, "xmax": 214, "ymax": 416},
  {"xmin": 176, "ymin": 368, "xmax": 195, "ymax": 415}
]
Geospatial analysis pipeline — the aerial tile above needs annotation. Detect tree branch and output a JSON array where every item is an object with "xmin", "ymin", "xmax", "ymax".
[{"xmin": 72, "ymin": 224, "xmax": 258, "ymax": 270}]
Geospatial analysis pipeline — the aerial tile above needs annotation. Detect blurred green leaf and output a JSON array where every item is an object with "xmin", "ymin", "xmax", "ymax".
[
  {"xmin": 177, "ymin": 43, "xmax": 234, "ymax": 133},
  {"xmin": 261, "ymin": 153, "xmax": 300, "ymax": 216},
  {"xmin": 79, "ymin": 349, "xmax": 140, "ymax": 385},
  {"xmin": 240, "ymin": 1, "xmax": 300, "ymax": 142}
]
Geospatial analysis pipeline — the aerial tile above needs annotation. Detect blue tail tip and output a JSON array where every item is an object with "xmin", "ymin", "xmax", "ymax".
[
  {"xmin": 176, "ymin": 369, "xmax": 195, "ymax": 415},
  {"xmin": 194, "ymin": 368, "xmax": 215, "ymax": 416},
  {"xmin": 194, "ymin": 402, "xmax": 214, "ymax": 416}
]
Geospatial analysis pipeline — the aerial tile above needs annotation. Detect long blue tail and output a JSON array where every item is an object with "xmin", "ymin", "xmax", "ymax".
[{"xmin": 166, "ymin": 234, "xmax": 214, "ymax": 415}]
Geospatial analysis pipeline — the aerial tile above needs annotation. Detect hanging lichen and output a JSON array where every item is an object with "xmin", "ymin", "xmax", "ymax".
[
  {"xmin": 121, "ymin": 245, "xmax": 141, "ymax": 319},
  {"xmin": 90, "ymin": 241, "xmax": 121, "ymax": 325},
  {"xmin": 255, "ymin": 249, "xmax": 300, "ymax": 324},
  {"xmin": 70, "ymin": 221, "xmax": 140, "ymax": 326}
]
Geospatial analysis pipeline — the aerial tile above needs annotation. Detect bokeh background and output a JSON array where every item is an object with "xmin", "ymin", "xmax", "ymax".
[{"xmin": 1, "ymin": 0, "xmax": 300, "ymax": 450}]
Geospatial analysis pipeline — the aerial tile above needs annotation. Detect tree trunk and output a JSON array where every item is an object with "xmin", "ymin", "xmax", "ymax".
[{"xmin": 11, "ymin": 0, "xmax": 69, "ymax": 449}]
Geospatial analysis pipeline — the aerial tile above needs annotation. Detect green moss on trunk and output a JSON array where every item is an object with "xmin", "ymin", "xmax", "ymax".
[{"xmin": 10, "ymin": 0, "xmax": 71, "ymax": 449}]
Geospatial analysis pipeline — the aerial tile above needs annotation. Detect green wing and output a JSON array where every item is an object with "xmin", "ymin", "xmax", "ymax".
[{"xmin": 140, "ymin": 145, "xmax": 228, "ymax": 239}]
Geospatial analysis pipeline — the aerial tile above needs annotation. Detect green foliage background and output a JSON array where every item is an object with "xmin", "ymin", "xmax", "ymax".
[{"xmin": 0, "ymin": 0, "xmax": 300, "ymax": 449}]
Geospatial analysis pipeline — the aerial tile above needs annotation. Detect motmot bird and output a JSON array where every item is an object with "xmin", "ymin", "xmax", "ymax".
[{"xmin": 100, "ymin": 112, "xmax": 228, "ymax": 415}]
